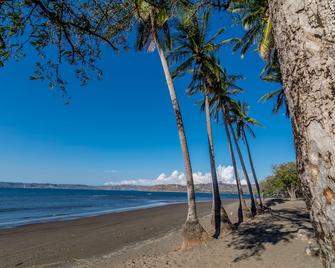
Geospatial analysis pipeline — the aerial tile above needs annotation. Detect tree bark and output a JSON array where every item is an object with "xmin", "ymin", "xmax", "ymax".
[
  {"xmin": 205, "ymin": 96, "xmax": 232, "ymax": 237},
  {"xmin": 229, "ymin": 123, "xmax": 257, "ymax": 216},
  {"xmin": 243, "ymin": 129, "xmax": 264, "ymax": 209},
  {"xmin": 155, "ymin": 39, "xmax": 208, "ymax": 248},
  {"xmin": 269, "ymin": 0, "xmax": 335, "ymax": 266},
  {"xmin": 222, "ymin": 109, "xmax": 249, "ymax": 223},
  {"xmin": 287, "ymin": 187, "xmax": 297, "ymax": 200}
]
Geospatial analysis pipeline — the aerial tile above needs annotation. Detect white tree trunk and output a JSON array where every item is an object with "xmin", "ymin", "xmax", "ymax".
[
  {"xmin": 287, "ymin": 187, "xmax": 297, "ymax": 200},
  {"xmin": 269, "ymin": 0, "xmax": 335, "ymax": 266},
  {"xmin": 155, "ymin": 39, "xmax": 207, "ymax": 247},
  {"xmin": 229, "ymin": 123, "xmax": 257, "ymax": 216},
  {"xmin": 206, "ymin": 96, "xmax": 222, "ymax": 237},
  {"xmin": 243, "ymin": 129, "xmax": 264, "ymax": 209},
  {"xmin": 205, "ymin": 96, "xmax": 232, "ymax": 236},
  {"xmin": 222, "ymin": 110, "xmax": 250, "ymax": 223}
]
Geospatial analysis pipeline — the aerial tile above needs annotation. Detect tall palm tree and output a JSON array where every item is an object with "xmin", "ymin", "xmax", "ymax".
[
  {"xmin": 227, "ymin": 107, "xmax": 257, "ymax": 216},
  {"xmin": 169, "ymin": 10, "xmax": 232, "ymax": 237},
  {"xmin": 121, "ymin": 0, "xmax": 208, "ymax": 248},
  {"xmin": 234, "ymin": 102, "xmax": 264, "ymax": 209},
  {"xmin": 228, "ymin": 107, "xmax": 257, "ymax": 216},
  {"xmin": 209, "ymin": 73, "xmax": 252, "ymax": 223}
]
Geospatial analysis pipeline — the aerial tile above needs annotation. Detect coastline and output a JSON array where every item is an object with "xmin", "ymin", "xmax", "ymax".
[
  {"xmin": 1, "ymin": 188, "xmax": 236, "ymax": 230},
  {"xmin": 0, "ymin": 199, "xmax": 209, "ymax": 230},
  {"xmin": 0, "ymin": 200, "xmax": 219, "ymax": 268},
  {"xmin": 72, "ymin": 199, "xmax": 323, "ymax": 268},
  {"xmin": 0, "ymin": 199, "xmax": 322, "ymax": 268}
]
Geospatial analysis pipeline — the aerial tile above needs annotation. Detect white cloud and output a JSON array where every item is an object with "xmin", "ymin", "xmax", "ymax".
[
  {"xmin": 106, "ymin": 178, "xmax": 153, "ymax": 186},
  {"xmin": 156, "ymin": 170, "xmax": 186, "ymax": 184},
  {"xmin": 104, "ymin": 165, "xmax": 247, "ymax": 186},
  {"xmin": 217, "ymin": 165, "xmax": 235, "ymax": 184},
  {"xmin": 104, "ymin": 169, "xmax": 121, "ymax": 174}
]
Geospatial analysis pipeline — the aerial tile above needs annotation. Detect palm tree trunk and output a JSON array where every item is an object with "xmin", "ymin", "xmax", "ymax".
[
  {"xmin": 242, "ymin": 129, "xmax": 264, "ymax": 209},
  {"xmin": 269, "ymin": 1, "xmax": 335, "ymax": 264},
  {"xmin": 229, "ymin": 123, "xmax": 257, "ymax": 216},
  {"xmin": 205, "ymin": 96, "xmax": 232, "ymax": 237},
  {"xmin": 222, "ymin": 109, "xmax": 248, "ymax": 223},
  {"xmin": 155, "ymin": 39, "xmax": 208, "ymax": 248}
]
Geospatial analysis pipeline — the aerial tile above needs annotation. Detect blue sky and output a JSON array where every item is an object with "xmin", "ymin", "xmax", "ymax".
[{"xmin": 0, "ymin": 14, "xmax": 295, "ymax": 185}]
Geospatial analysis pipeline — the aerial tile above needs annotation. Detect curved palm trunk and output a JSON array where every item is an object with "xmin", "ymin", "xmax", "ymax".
[
  {"xmin": 229, "ymin": 123, "xmax": 257, "ymax": 216},
  {"xmin": 205, "ymin": 96, "xmax": 232, "ymax": 238},
  {"xmin": 155, "ymin": 39, "xmax": 208, "ymax": 248},
  {"xmin": 269, "ymin": 0, "xmax": 335, "ymax": 264},
  {"xmin": 222, "ymin": 109, "xmax": 249, "ymax": 224},
  {"xmin": 242, "ymin": 129, "xmax": 264, "ymax": 209}
]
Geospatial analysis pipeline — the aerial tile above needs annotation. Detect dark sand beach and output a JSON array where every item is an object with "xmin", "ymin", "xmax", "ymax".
[
  {"xmin": 0, "ymin": 201, "xmax": 214, "ymax": 268},
  {"xmin": 0, "ymin": 199, "xmax": 323, "ymax": 268}
]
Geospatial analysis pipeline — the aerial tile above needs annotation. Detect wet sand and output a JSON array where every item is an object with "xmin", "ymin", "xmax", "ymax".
[
  {"xmin": 0, "ymin": 201, "xmax": 219, "ymax": 268},
  {"xmin": 0, "ymin": 199, "xmax": 323, "ymax": 268}
]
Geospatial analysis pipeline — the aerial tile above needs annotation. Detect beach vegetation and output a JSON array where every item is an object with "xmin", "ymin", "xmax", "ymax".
[
  {"xmin": 169, "ymin": 10, "xmax": 233, "ymax": 237},
  {"xmin": 1, "ymin": 0, "xmax": 335, "ymax": 264},
  {"xmin": 121, "ymin": 0, "xmax": 209, "ymax": 248},
  {"xmin": 0, "ymin": 0, "xmax": 122, "ymax": 99},
  {"xmin": 234, "ymin": 101, "xmax": 264, "ymax": 209},
  {"xmin": 222, "ymin": 0, "xmax": 335, "ymax": 263},
  {"xmin": 261, "ymin": 162, "xmax": 301, "ymax": 200},
  {"xmin": 207, "ymin": 73, "xmax": 252, "ymax": 223}
]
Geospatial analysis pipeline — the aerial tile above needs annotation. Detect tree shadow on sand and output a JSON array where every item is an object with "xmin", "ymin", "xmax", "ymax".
[
  {"xmin": 227, "ymin": 206, "xmax": 313, "ymax": 262},
  {"xmin": 264, "ymin": 198, "xmax": 287, "ymax": 207}
]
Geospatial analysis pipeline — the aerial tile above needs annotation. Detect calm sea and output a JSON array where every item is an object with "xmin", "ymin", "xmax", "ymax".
[{"xmin": 0, "ymin": 188, "xmax": 240, "ymax": 229}]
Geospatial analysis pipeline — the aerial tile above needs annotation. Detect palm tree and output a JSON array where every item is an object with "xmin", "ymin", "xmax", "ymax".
[
  {"xmin": 227, "ymin": 0, "xmax": 288, "ymax": 117},
  {"xmin": 228, "ymin": 108, "xmax": 257, "ymax": 216},
  {"xmin": 169, "ymin": 10, "xmax": 232, "ymax": 237},
  {"xmin": 259, "ymin": 51, "xmax": 288, "ymax": 117},
  {"xmin": 234, "ymin": 102, "xmax": 264, "ymax": 209},
  {"xmin": 228, "ymin": 0, "xmax": 273, "ymax": 61},
  {"xmin": 122, "ymin": 0, "xmax": 208, "ymax": 248},
  {"xmin": 209, "ymin": 73, "xmax": 252, "ymax": 223}
]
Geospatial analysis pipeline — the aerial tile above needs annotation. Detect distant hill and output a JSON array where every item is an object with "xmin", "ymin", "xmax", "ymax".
[
  {"xmin": 0, "ymin": 181, "xmax": 252, "ymax": 193},
  {"xmin": 0, "ymin": 182, "xmax": 94, "ymax": 190},
  {"xmin": 103, "ymin": 183, "xmax": 251, "ymax": 193}
]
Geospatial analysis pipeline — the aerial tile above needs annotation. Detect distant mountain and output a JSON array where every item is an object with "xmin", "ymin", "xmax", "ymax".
[
  {"xmin": 103, "ymin": 183, "xmax": 251, "ymax": 193},
  {"xmin": 0, "ymin": 181, "xmax": 94, "ymax": 190},
  {"xmin": 0, "ymin": 181, "xmax": 252, "ymax": 193}
]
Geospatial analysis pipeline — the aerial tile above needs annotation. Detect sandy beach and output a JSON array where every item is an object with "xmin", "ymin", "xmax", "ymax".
[
  {"xmin": 0, "ymin": 201, "xmax": 214, "ymax": 268},
  {"xmin": 0, "ymin": 199, "xmax": 323, "ymax": 268}
]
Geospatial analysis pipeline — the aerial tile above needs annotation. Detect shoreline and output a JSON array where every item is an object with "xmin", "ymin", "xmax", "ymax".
[
  {"xmin": 0, "ymin": 200, "xmax": 225, "ymax": 268},
  {"xmin": 73, "ymin": 199, "xmax": 322, "ymax": 268},
  {"xmin": 0, "ymin": 199, "xmax": 323, "ymax": 268},
  {"xmin": 0, "ymin": 187, "xmax": 242, "ymax": 230},
  {"xmin": 0, "ymin": 200, "xmax": 212, "ymax": 230}
]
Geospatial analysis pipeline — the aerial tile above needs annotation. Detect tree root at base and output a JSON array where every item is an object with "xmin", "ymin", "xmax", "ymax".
[{"xmin": 181, "ymin": 220, "xmax": 209, "ymax": 250}]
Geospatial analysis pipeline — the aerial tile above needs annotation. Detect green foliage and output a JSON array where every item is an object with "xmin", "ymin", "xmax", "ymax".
[
  {"xmin": 114, "ymin": 0, "xmax": 193, "ymax": 54},
  {"xmin": 169, "ymin": 9, "xmax": 229, "ymax": 97},
  {"xmin": 0, "ymin": 0, "xmax": 124, "ymax": 97},
  {"xmin": 259, "ymin": 51, "xmax": 289, "ymax": 116},
  {"xmin": 206, "ymin": 73, "xmax": 243, "ymax": 123},
  {"xmin": 228, "ymin": 0, "xmax": 272, "ymax": 60},
  {"xmin": 224, "ymin": 0, "xmax": 289, "ymax": 116},
  {"xmin": 261, "ymin": 162, "xmax": 302, "ymax": 198},
  {"xmin": 232, "ymin": 101, "xmax": 262, "ymax": 139}
]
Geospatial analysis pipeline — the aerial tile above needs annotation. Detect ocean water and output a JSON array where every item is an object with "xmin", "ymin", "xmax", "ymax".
[{"xmin": 0, "ymin": 188, "xmax": 240, "ymax": 229}]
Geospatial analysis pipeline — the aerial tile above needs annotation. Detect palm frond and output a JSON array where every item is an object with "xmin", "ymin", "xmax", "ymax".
[
  {"xmin": 259, "ymin": 88, "xmax": 282, "ymax": 103},
  {"xmin": 171, "ymin": 57, "xmax": 194, "ymax": 78},
  {"xmin": 258, "ymin": 19, "xmax": 273, "ymax": 60}
]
